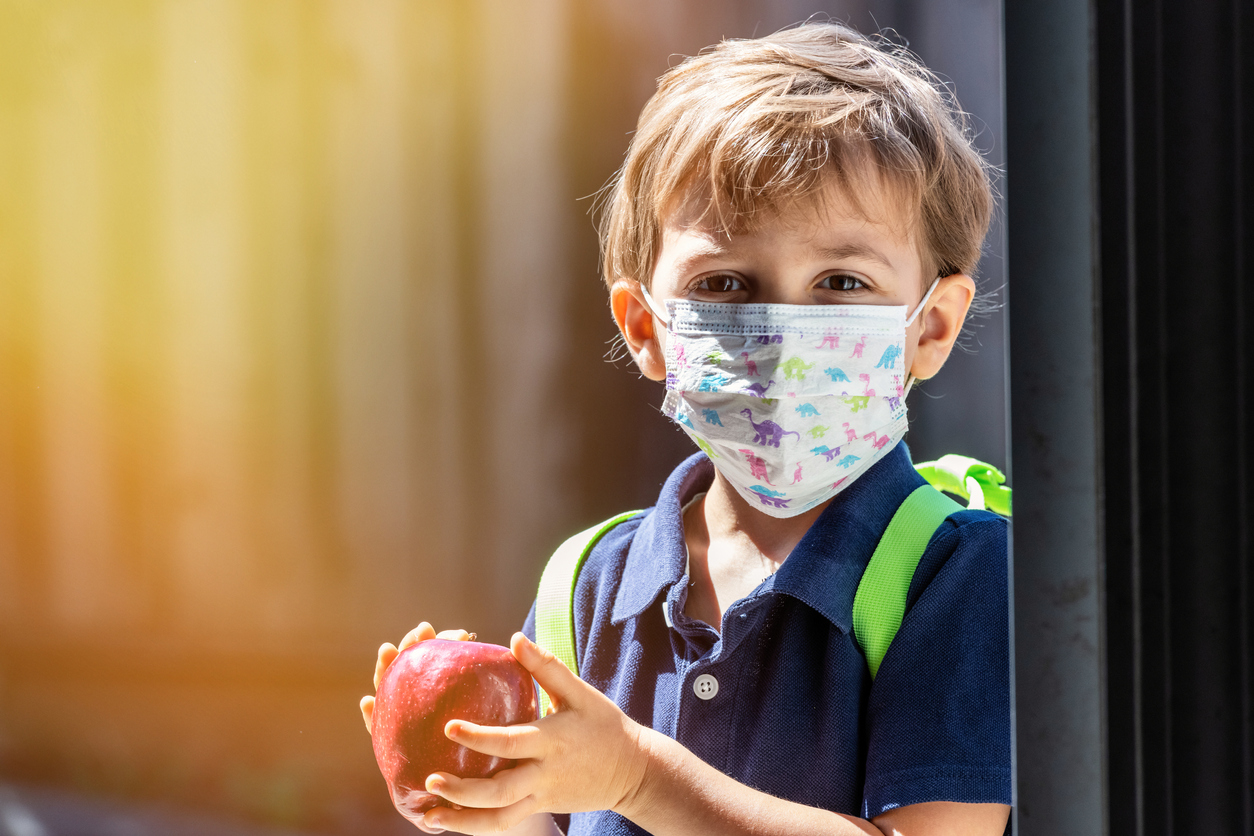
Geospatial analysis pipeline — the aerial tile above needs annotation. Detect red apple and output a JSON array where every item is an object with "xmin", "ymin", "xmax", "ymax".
[{"xmin": 371, "ymin": 638, "xmax": 539, "ymax": 831}]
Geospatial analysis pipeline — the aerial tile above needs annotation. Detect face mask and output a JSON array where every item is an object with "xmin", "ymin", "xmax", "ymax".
[{"xmin": 641, "ymin": 282, "xmax": 936, "ymax": 518}]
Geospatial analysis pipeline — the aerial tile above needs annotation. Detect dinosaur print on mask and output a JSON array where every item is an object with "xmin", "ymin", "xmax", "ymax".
[
  {"xmin": 696, "ymin": 373, "xmax": 731, "ymax": 392},
  {"xmin": 738, "ymin": 449, "xmax": 773, "ymax": 483},
  {"xmin": 779, "ymin": 357, "xmax": 815, "ymax": 381},
  {"xmin": 740, "ymin": 409, "xmax": 802, "ymax": 448},
  {"xmin": 811, "ymin": 445, "xmax": 842, "ymax": 462},
  {"xmin": 816, "ymin": 330, "xmax": 840, "ymax": 349},
  {"xmin": 749, "ymin": 485, "xmax": 791, "ymax": 508},
  {"xmin": 739, "ymin": 352, "xmax": 759, "ymax": 377},
  {"xmin": 876, "ymin": 344, "xmax": 903, "ymax": 370},
  {"xmin": 746, "ymin": 381, "xmax": 774, "ymax": 397},
  {"xmin": 795, "ymin": 402, "xmax": 820, "ymax": 417},
  {"xmin": 654, "ymin": 294, "xmax": 922, "ymax": 518}
]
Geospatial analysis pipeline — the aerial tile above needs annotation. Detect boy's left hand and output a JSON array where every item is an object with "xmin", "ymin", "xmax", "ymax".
[{"xmin": 419, "ymin": 633, "xmax": 649, "ymax": 835}]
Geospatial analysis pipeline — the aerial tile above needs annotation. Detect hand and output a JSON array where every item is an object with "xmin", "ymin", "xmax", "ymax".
[
  {"xmin": 360, "ymin": 622, "xmax": 474, "ymax": 734},
  {"xmin": 418, "ymin": 633, "xmax": 651, "ymax": 835}
]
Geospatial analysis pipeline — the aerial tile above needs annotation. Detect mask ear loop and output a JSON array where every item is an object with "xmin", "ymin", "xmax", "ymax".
[
  {"xmin": 902, "ymin": 278, "xmax": 941, "ymax": 395},
  {"xmin": 638, "ymin": 283, "xmax": 671, "ymax": 329}
]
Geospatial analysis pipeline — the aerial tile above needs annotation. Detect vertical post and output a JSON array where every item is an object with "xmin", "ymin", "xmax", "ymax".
[{"xmin": 1005, "ymin": 0, "xmax": 1107, "ymax": 833}]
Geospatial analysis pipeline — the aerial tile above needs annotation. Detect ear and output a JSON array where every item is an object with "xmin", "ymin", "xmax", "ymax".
[
  {"xmin": 610, "ymin": 280, "xmax": 667, "ymax": 381},
  {"xmin": 908, "ymin": 273, "xmax": 976, "ymax": 381}
]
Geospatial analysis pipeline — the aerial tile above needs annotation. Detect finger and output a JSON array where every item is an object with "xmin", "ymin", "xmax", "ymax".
[
  {"xmin": 360, "ymin": 695, "xmax": 374, "ymax": 734},
  {"xmin": 425, "ymin": 761, "xmax": 541, "ymax": 810},
  {"xmin": 435, "ymin": 629, "xmax": 473, "ymax": 641},
  {"xmin": 423, "ymin": 795, "xmax": 538, "ymax": 835},
  {"xmin": 510, "ymin": 632, "xmax": 585, "ymax": 711},
  {"xmin": 374, "ymin": 643, "xmax": 399, "ymax": 690},
  {"xmin": 398, "ymin": 621, "xmax": 438, "ymax": 652},
  {"xmin": 445, "ymin": 719, "xmax": 545, "ymax": 761}
]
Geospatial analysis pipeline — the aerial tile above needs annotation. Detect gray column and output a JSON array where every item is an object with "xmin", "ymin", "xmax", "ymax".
[{"xmin": 1005, "ymin": 0, "xmax": 1106, "ymax": 834}]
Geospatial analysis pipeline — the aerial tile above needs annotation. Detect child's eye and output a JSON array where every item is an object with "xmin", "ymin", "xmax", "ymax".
[
  {"xmin": 818, "ymin": 273, "xmax": 867, "ymax": 292},
  {"xmin": 693, "ymin": 275, "xmax": 746, "ymax": 294}
]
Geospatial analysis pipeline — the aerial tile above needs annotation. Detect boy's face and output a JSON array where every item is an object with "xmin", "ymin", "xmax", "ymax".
[{"xmin": 612, "ymin": 172, "xmax": 975, "ymax": 385}]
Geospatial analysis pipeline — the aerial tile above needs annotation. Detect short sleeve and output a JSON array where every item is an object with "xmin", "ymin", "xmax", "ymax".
[
  {"xmin": 522, "ymin": 600, "xmax": 538, "ymax": 643},
  {"xmin": 860, "ymin": 512, "xmax": 1012, "ymax": 818}
]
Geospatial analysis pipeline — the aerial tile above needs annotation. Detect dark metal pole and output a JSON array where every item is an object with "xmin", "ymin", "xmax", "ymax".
[
  {"xmin": 1008, "ymin": 0, "xmax": 1254, "ymax": 832},
  {"xmin": 1005, "ymin": 0, "xmax": 1106, "ymax": 832}
]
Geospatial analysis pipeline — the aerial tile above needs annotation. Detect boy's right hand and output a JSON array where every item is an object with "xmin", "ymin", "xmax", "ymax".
[{"xmin": 359, "ymin": 622, "xmax": 474, "ymax": 734}]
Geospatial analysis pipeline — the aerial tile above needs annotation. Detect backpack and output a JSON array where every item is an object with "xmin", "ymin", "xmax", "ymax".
[{"xmin": 533, "ymin": 455, "xmax": 1011, "ymax": 716}]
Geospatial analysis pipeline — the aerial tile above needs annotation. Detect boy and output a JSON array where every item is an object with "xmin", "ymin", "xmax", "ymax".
[{"xmin": 362, "ymin": 22, "xmax": 1010, "ymax": 836}]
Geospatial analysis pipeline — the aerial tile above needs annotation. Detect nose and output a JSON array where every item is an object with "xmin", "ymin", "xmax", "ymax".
[{"xmin": 748, "ymin": 282, "xmax": 822, "ymax": 305}]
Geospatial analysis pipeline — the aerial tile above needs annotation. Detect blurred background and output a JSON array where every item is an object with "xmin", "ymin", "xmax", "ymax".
[{"xmin": 0, "ymin": 0, "xmax": 1005, "ymax": 832}]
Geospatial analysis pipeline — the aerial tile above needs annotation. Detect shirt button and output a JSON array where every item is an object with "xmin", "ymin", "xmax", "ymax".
[{"xmin": 692, "ymin": 673, "xmax": 719, "ymax": 700}]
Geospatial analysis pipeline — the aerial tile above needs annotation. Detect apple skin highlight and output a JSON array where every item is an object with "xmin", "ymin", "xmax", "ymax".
[{"xmin": 371, "ymin": 639, "xmax": 540, "ymax": 830}]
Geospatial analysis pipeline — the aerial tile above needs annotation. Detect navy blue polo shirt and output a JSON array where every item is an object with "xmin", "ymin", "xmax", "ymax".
[{"xmin": 522, "ymin": 442, "xmax": 1010, "ymax": 835}]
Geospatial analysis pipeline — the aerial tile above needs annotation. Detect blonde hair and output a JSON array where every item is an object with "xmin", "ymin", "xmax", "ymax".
[{"xmin": 600, "ymin": 22, "xmax": 993, "ymax": 289}]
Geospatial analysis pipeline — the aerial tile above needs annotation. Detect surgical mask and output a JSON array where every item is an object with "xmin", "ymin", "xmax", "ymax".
[{"xmin": 641, "ymin": 282, "xmax": 936, "ymax": 518}]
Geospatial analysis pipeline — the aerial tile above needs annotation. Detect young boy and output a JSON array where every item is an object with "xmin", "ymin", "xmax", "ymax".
[{"xmin": 362, "ymin": 22, "xmax": 1010, "ymax": 836}]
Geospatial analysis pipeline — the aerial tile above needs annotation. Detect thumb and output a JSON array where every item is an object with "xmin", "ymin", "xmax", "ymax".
[{"xmin": 510, "ymin": 632, "xmax": 584, "ymax": 711}]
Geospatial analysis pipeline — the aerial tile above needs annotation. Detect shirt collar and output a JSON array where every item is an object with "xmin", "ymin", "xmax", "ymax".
[
  {"xmin": 610, "ymin": 444, "xmax": 927, "ymax": 630},
  {"xmin": 611, "ymin": 454, "xmax": 712, "ymax": 624},
  {"xmin": 771, "ymin": 441, "xmax": 926, "ymax": 631}
]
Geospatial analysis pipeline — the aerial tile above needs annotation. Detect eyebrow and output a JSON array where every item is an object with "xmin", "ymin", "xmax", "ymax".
[
  {"xmin": 670, "ymin": 240, "xmax": 896, "ymax": 275},
  {"xmin": 815, "ymin": 243, "xmax": 895, "ymax": 270},
  {"xmin": 672, "ymin": 244, "xmax": 733, "ymax": 275}
]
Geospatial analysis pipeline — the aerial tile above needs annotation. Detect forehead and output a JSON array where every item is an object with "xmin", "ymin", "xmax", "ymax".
[{"xmin": 658, "ymin": 169, "xmax": 923, "ymax": 268}]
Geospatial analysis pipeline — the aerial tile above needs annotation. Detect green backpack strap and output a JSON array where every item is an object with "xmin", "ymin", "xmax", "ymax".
[
  {"xmin": 914, "ymin": 454, "xmax": 1012, "ymax": 516},
  {"xmin": 852, "ymin": 484, "xmax": 965, "ymax": 680},
  {"xmin": 534, "ymin": 510, "xmax": 642, "ymax": 715}
]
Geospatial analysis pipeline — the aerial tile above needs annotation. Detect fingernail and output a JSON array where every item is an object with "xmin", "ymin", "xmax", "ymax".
[
  {"xmin": 424, "ymin": 812, "xmax": 444, "ymax": 830},
  {"xmin": 428, "ymin": 779, "xmax": 444, "ymax": 794}
]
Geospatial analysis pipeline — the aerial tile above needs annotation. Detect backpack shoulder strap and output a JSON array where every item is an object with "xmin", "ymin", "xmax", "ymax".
[
  {"xmin": 534, "ymin": 510, "xmax": 642, "ymax": 715},
  {"xmin": 852, "ymin": 484, "xmax": 964, "ymax": 680},
  {"xmin": 914, "ymin": 454, "xmax": 1012, "ymax": 516}
]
